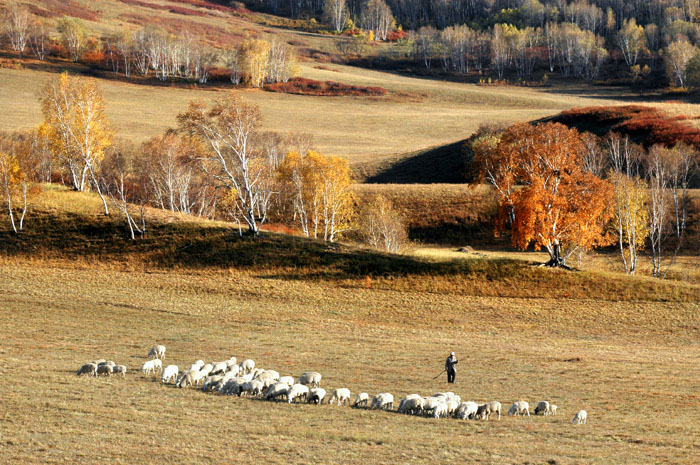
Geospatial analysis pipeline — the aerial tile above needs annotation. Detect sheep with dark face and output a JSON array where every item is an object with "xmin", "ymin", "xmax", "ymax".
[
  {"xmin": 572, "ymin": 410, "xmax": 587, "ymax": 424},
  {"xmin": 508, "ymin": 401, "xmax": 530, "ymax": 417},
  {"xmin": 476, "ymin": 401, "xmax": 501, "ymax": 420},
  {"xmin": 96, "ymin": 364, "xmax": 113, "ymax": 377},
  {"xmin": 112, "ymin": 365, "xmax": 127, "ymax": 378},
  {"xmin": 353, "ymin": 392, "xmax": 369, "ymax": 408},
  {"xmin": 308, "ymin": 388, "xmax": 327, "ymax": 405},
  {"xmin": 148, "ymin": 345, "xmax": 166, "ymax": 360},
  {"xmin": 76, "ymin": 363, "xmax": 97, "ymax": 377}
]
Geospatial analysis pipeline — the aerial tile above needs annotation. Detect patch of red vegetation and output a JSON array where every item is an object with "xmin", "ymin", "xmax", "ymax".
[
  {"xmin": 553, "ymin": 105, "xmax": 700, "ymax": 149},
  {"xmin": 27, "ymin": 0, "xmax": 100, "ymax": 21},
  {"xmin": 116, "ymin": 0, "xmax": 208, "ymax": 17},
  {"xmin": 169, "ymin": 0, "xmax": 243, "ymax": 14},
  {"xmin": 261, "ymin": 223, "xmax": 298, "ymax": 235},
  {"xmin": 118, "ymin": 13, "xmax": 242, "ymax": 46},
  {"xmin": 265, "ymin": 77, "xmax": 387, "ymax": 97}
]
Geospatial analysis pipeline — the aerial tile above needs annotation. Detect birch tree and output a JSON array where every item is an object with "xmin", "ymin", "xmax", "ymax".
[
  {"xmin": 177, "ymin": 94, "xmax": 272, "ymax": 235},
  {"xmin": 57, "ymin": 18, "xmax": 87, "ymax": 62},
  {"xmin": 323, "ymin": 0, "xmax": 348, "ymax": 33},
  {"xmin": 39, "ymin": 73, "xmax": 113, "ymax": 215},
  {"xmin": 3, "ymin": 2, "xmax": 30, "ymax": 58}
]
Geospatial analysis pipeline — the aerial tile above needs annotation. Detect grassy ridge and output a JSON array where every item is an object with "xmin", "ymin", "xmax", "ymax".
[{"xmin": 2, "ymin": 186, "xmax": 698, "ymax": 302}]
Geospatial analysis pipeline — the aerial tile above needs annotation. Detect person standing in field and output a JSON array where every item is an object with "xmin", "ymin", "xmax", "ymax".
[{"xmin": 445, "ymin": 352, "xmax": 458, "ymax": 384}]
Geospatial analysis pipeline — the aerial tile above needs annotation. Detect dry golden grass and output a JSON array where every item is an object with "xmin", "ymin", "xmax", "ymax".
[{"xmin": 1, "ymin": 187, "xmax": 699, "ymax": 464}]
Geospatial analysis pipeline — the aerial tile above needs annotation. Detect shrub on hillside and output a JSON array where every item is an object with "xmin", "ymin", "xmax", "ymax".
[{"xmin": 265, "ymin": 77, "xmax": 387, "ymax": 96}]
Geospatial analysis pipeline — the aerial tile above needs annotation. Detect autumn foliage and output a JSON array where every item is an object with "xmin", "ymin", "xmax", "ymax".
[{"xmin": 474, "ymin": 122, "xmax": 614, "ymax": 267}]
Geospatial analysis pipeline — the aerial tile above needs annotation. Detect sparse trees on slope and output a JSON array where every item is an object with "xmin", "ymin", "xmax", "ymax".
[
  {"xmin": 39, "ymin": 73, "xmax": 113, "ymax": 215},
  {"xmin": 3, "ymin": 2, "xmax": 30, "ymax": 58},
  {"xmin": 358, "ymin": 194, "xmax": 408, "ymax": 252},
  {"xmin": 474, "ymin": 122, "xmax": 614, "ymax": 268},
  {"xmin": 0, "ymin": 131, "xmax": 41, "ymax": 233},
  {"xmin": 665, "ymin": 39, "xmax": 698, "ymax": 88},
  {"xmin": 616, "ymin": 18, "xmax": 646, "ymax": 67},
  {"xmin": 324, "ymin": 0, "xmax": 348, "ymax": 33},
  {"xmin": 57, "ymin": 18, "xmax": 87, "ymax": 62}
]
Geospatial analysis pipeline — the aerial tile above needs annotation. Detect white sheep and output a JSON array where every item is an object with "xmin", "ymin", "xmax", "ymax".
[
  {"xmin": 226, "ymin": 357, "xmax": 238, "ymax": 368},
  {"xmin": 211, "ymin": 362, "xmax": 228, "ymax": 376},
  {"xmin": 264, "ymin": 382, "xmax": 289, "ymax": 401},
  {"xmin": 199, "ymin": 363, "xmax": 213, "ymax": 378},
  {"xmin": 141, "ymin": 360, "xmax": 157, "ymax": 375},
  {"xmin": 202, "ymin": 375, "xmax": 224, "ymax": 392},
  {"xmin": 476, "ymin": 401, "xmax": 501, "ymax": 420},
  {"xmin": 176, "ymin": 371, "xmax": 195, "ymax": 388},
  {"xmin": 456, "ymin": 401, "xmax": 479, "ymax": 420},
  {"xmin": 508, "ymin": 401, "xmax": 530, "ymax": 417},
  {"xmin": 240, "ymin": 380, "xmax": 264, "ymax": 397},
  {"xmin": 250, "ymin": 367, "xmax": 265, "ymax": 378},
  {"xmin": 297, "ymin": 372, "xmax": 322, "ymax": 388},
  {"xmin": 572, "ymin": 410, "xmax": 587, "ymax": 424},
  {"xmin": 76, "ymin": 363, "xmax": 97, "ymax": 377},
  {"xmin": 278, "ymin": 376, "xmax": 295, "ymax": 386},
  {"xmin": 220, "ymin": 377, "xmax": 247, "ymax": 396},
  {"xmin": 309, "ymin": 388, "xmax": 327, "ymax": 405},
  {"xmin": 226, "ymin": 364, "xmax": 241, "ymax": 376},
  {"xmin": 445, "ymin": 398, "xmax": 461, "ymax": 416},
  {"xmin": 328, "ymin": 388, "xmax": 351, "ymax": 406},
  {"xmin": 287, "ymin": 384, "xmax": 310, "ymax": 404},
  {"xmin": 98, "ymin": 361, "xmax": 116, "ymax": 368},
  {"xmin": 188, "ymin": 361, "xmax": 204, "ymax": 372},
  {"xmin": 240, "ymin": 359, "xmax": 255, "ymax": 375},
  {"xmin": 91, "ymin": 359, "xmax": 106, "ymax": 366},
  {"xmin": 371, "ymin": 393, "xmax": 394, "ymax": 411},
  {"xmin": 398, "ymin": 394, "xmax": 424, "ymax": 415},
  {"xmin": 112, "ymin": 365, "xmax": 127, "ymax": 378},
  {"xmin": 433, "ymin": 401, "xmax": 449, "ymax": 419},
  {"xmin": 353, "ymin": 392, "xmax": 369, "ymax": 408},
  {"xmin": 161, "ymin": 365, "xmax": 179, "ymax": 383},
  {"xmin": 265, "ymin": 382, "xmax": 291, "ymax": 401},
  {"xmin": 421, "ymin": 397, "xmax": 442, "ymax": 416},
  {"xmin": 148, "ymin": 345, "xmax": 166, "ymax": 360},
  {"xmin": 551, "ymin": 405, "xmax": 558, "ymax": 415},
  {"xmin": 261, "ymin": 369, "xmax": 279, "ymax": 381}
]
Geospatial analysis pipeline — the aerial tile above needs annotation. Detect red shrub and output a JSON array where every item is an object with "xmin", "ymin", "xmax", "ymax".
[
  {"xmin": 82, "ymin": 50, "xmax": 106, "ymax": 67},
  {"xmin": 265, "ymin": 77, "xmax": 387, "ymax": 97},
  {"xmin": 554, "ymin": 105, "xmax": 700, "ymax": 150},
  {"xmin": 27, "ymin": 0, "xmax": 100, "ymax": 21},
  {"xmin": 386, "ymin": 29, "xmax": 409, "ymax": 41}
]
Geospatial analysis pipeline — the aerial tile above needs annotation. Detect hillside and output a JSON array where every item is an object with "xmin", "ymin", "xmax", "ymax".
[{"xmin": 2, "ymin": 185, "xmax": 698, "ymax": 302}]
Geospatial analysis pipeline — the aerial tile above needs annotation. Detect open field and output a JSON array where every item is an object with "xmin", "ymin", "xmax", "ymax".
[{"xmin": 2, "ymin": 257, "xmax": 700, "ymax": 465}]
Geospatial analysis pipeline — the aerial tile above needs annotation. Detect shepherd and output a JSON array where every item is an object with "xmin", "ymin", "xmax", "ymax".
[{"xmin": 445, "ymin": 351, "xmax": 458, "ymax": 384}]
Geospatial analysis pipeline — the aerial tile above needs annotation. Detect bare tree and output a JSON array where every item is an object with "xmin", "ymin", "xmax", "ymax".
[
  {"xmin": 323, "ymin": 0, "xmax": 348, "ymax": 33},
  {"xmin": 358, "ymin": 194, "xmax": 408, "ymax": 253},
  {"xmin": 3, "ymin": 2, "xmax": 30, "ymax": 58},
  {"xmin": 645, "ymin": 145, "xmax": 671, "ymax": 278},
  {"xmin": 102, "ymin": 142, "xmax": 148, "ymax": 240},
  {"xmin": 29, "ymin": 17, "xmax": 48, "ymax": 61}
]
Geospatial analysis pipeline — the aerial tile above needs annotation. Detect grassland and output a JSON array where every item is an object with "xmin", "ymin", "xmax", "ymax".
[{"xmin": 1, "ymin": 190, "xmax": 700, "ymax": 464}]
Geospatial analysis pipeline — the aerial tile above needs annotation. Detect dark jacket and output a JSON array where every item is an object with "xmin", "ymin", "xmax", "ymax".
[{"xmin": 445, "ymin": 355, "xmax": 458, "ymax": 372}]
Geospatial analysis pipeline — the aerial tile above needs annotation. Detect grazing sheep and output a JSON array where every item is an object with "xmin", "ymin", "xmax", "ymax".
[
  {"xmin": 371, "ymin": 393, "xmax": 394, "ymax": 411},
  {"xmin": 278, "ymin": 376, "xmax": 295, "ymax": 386},
  {"xmin": 161, "ymin": 365, "xmax": 179, "ymax": 384},
  {"xmin": 508, "ymin": 401, "xmax": 530, "ymax": 417},
  {"xmin": 211, "ymin": 362, "xmax": 228, "ymax": 376},
  {"xmin": 98, "ymin": 361, "xmax": 116, "ymax": 368},
  {"xmin": 112, "ymin": 365, "xmax": 127, "ymax": 378},
  {"xmin": 202, "ymin": 375, "xmax": 224, "ymax": 392},
  {"xmin": 309, "ymin": 388, "xmax": 327, "ymax": 405},
  {"xmin": 297, "ymin": 372, "xmax": 322, "ymax": 388},
  {"xmin": 534, "ymin": 401, "xmax": 550, "ymax": 416},
  {"xmin": 572, "ymin": 410, "xmax": 587, "ymax": 425},
  {"xmin": 148, "ymin": 345, "xmax": 166, "ymax": 360},
  {"xmin": 141, "ymin": 360, "xmax": 157, "ymax": 375},
  {"xmin": 265, "ymin": 382, "xmax": 291, "ymax": 401},
  {"xmin": 226, "ymin": 364, "xmax": 241, "ymax": 376},
  {"xmin": 220, "ymin": 377, "xmax": 247, "ymax": 396},
  {"xmin": 250, "ymin": 368, "xmax": 265, "ymax": 379},
  {"xmin": 433, "ymin": 402, "xmax": 449, "ymax": 419},
  {"xmin": 76, "ymin": 363, "xmax": 97, "ymax": 377},
  {"xmin": 287, "ymin": 384, "xmax": 310, "ymax": 404},
  {"xmin": 176, "ymin": 371, "xmax": 195, "ymax": 388},
  {"xmin": 261, "ymin": 370, "xmax": 279, "ymax": 381},
  {"xmin": 445, "ymin": 398, "xmax": 461, "ymax": 416},
  {"xmin": 456, "ymin": 401, "xmax": 479, "ymax": 420},
  {"xmin": 96, "ymin": 364, "xmax": 113, "ymax": 377},
  {"xmin": 551, "ymin": 405, "xmax": 558, "ymax": 415},
  {"xmin": 421, "ymin": 397, "xmax": 442, "ymax": 416},
  {"xmin": 226, "ymin": 357, "xmax": 238, "ymax": 368},
  {"xmin": 199, "ymin": 363, "xmax": 213, "ymax": 378},
  {"xmin": 398, "ymin": 394, "xmax": 423, "ymax": 415},
  {"xmin": 329, "ymin": 388, "xmax": 352, "ymax": 406},
  {"xmin": 353, "ymin": 392, "xmax": 369, "ymax": 408},
  {"xmin": 91, "ymin": 359, "xmax": 106, "ymax": 366},
  {"xmin": 240, "ymin": 380, "xmax": 264, "ymax": 397},
  {"xmin": 476, "ymin": 401, "xmax": 502, "ymax": 420},
  {"xmin": 240, "ymin": 359, "xmax": 255, "ymax": 375},
  {"xmin": 188, "ymin": 361, "xmax": 204, "ymax": 372}
]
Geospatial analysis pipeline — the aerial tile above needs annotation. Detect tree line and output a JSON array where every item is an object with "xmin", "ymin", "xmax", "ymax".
[
  {"xmin": 1, "ymin": 3, "xmax": 299, "ymax": 87},
  {"xmin": 0, "ymin": 73, "xmax": 407, "ymax": 253},
  {"xmin": 473, "ymin": 122, "xmax": 696, "ymax": 277}
]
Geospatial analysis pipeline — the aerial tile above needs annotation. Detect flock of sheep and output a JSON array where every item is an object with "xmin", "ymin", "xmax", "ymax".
[{"xmin": 77, "ymin": 344, "xmax": 588, "ymax": 425}]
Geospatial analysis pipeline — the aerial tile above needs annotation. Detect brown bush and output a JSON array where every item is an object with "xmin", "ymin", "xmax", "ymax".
[{"xmin": 265, "ymin": 77, "xmax": 387, "ymax": 97}]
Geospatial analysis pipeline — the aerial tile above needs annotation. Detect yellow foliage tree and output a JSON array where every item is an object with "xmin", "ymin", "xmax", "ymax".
[
  {"xmin": 39, "ymin": 72, "xmax": 113, "ymax": 215},
  {"xmin": 0, "ymin": 131, "xmax": 41, "ymax": 233},
  {"xmin": 278, "ymin": 150, "xmax": 354, "ymax": 242},
  {"xmin": 610, "ymin": 172, "xmax": 649, "ymax": 275},
  {"xmin": 240, "ymin": 39, "xmax": 270, "ymax": 88}
]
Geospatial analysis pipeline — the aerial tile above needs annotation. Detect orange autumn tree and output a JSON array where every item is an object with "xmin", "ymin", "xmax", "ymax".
[{"xmin": 474, "ymin": 122, "xmax": 614, "ymax": 268}]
